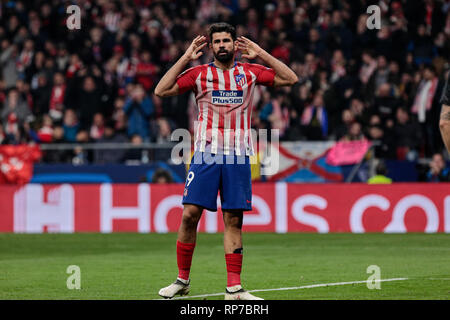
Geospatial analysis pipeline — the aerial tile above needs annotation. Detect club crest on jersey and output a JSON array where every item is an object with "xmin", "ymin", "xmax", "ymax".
[{"xmin": 235, "ymin": 74, "xmax": 246, "ymax": 87}]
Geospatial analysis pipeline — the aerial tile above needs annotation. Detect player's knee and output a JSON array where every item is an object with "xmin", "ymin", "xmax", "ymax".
[
  {"xmin": 224, "ymin": 215, "xmax": 243, "ymax": 230},
  {"xmin": 182, "ymin": 209, "xmax": 201, "ymax": 228}
]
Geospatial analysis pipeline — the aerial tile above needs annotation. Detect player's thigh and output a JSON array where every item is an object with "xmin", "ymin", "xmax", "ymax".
[
  {"xmin": 220, "ymin": 155, "xmax": 252, "ymax": 211},
  {"xmin": 182, "ymin": 152, "xmax": 222, "ymax": 211}
]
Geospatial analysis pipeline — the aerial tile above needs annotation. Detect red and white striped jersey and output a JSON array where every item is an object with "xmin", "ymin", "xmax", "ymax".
[{"xmin": 176, "ymin": 61, "xmax": 275, "ymax": 156}]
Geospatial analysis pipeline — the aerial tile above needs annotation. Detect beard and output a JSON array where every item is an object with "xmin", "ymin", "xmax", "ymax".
[{"xmin": 214, "ymin": 49, "xmax": 234, "ymax": 63}]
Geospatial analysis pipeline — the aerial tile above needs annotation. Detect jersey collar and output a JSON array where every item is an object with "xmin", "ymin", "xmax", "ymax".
[{"xmin": 209, "ymin": 61, "xmax": 237, "ymax": 70}]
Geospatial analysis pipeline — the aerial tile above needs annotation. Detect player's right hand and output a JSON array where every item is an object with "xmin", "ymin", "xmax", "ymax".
[{"xmin": 184, "ymin": 36, "xmax": 207, "ymax": 61}]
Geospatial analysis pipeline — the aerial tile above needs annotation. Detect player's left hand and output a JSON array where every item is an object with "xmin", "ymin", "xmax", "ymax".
[{"xmin": 236, "ymin": 36, "xmax": 262, "ymax": 60}]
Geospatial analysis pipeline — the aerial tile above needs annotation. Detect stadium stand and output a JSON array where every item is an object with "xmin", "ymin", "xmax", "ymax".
[{"xmin": 0, "ymin": 0, "xmax": 449, "ymax": 180}]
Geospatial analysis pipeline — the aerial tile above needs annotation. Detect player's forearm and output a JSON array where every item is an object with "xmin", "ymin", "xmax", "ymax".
[
  {"xmin": 257, "ymin": 49, "xmax": 298, "ymax": 85},
  {"xmin": 154, "ymin": 55, "xmax": 190, "ymax": 97},
  {"xmin": 440, "ymin": 104, "xmax": 450, "ymax": 152}
]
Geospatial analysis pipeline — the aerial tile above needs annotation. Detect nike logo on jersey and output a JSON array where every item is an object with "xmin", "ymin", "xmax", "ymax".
[{"xmin": 212, "ymin": 90, "xmax": 243, "ymax": 105}]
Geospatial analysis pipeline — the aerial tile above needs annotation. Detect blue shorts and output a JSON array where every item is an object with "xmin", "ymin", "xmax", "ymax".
[{"xmin": 182, "ymin": 151, "xmax": 252, "ymax": 212}]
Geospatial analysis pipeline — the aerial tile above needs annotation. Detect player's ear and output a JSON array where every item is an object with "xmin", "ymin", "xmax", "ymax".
[{"xmin": 234, "ymin": 40, "xmax": 238, "ymax": 52}]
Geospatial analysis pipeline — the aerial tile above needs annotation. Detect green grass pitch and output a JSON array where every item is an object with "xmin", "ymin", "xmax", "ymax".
[{"xmin": 0, "ymin": 233, "xmax": 449, "ymax": 300}]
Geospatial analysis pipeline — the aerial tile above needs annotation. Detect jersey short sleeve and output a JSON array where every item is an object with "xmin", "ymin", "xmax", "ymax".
[
  {"xmin": 247, "ymin": 63, "xmax": 276, "ymax": 87},
  {"xmin": 176, "ymin": 66, "xmax": 202, "ymax": 94}
]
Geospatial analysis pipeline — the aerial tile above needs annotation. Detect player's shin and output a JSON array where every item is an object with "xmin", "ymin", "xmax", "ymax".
[
  {"xmin": 225, "ymin": 248, "xmax": 243, "ymax": 289},
  {"xmin": 177, "ymin": 240, "xmax": 196, "ymax": 281}
]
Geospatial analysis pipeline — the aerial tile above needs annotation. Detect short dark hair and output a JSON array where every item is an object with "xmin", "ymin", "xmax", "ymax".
[
  {"xmin": 152, "ymin": 168, "xmax": 173, "ymax": 183},
  {"xmin": 376, "ymin": 161, "xmax": 388, "ymax": 175},
  {"xmin": 208, "ymin": 22, "xmax": 236, "ymax": 41}
]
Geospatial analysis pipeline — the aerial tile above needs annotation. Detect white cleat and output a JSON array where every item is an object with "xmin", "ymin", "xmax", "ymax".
[
  {"xmin": 224, "ymin": 285, "xmax": 264, "ymax": 300},
  {"xmin": 158, "ymin": 278, "xmax": 190, "ymax": 299}
]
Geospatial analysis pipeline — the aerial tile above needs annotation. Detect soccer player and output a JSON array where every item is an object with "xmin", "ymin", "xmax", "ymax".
[
  {"xmin": 155, "ymin": 22, "xmax": 298, "ymax": 300},
  {"xmin": 439, "ymin": 72, "xmax": 450, "ymax": 153}
]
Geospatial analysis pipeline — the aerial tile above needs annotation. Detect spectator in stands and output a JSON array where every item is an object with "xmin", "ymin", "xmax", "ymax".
[
  {"xmin": 155, "ymin": 117, "xmax": 172, "ymax": 144},
  {"xmin": 340, "ymin": 121, "xmax": 365, "ymax": 142},
  {"xmin": 1, "ymin": 88, "xmax": 32, "ymax": 138},
  {"xmin": 332, "ymin": 109, "xmax": 354, "ymax": 141},
  {"xmin": 31, "ymin": 73, "xmax": 51, "ymax": 117},
  {"xmin": 359, "ymin": 50, "xmax": 377, "ymax": 86},
  {"xmin": 366, "ymin": 55, "xmax": 390, "ymax": 101},
  {"xmin": 367, "ymin": 121, "xmax": 396, "ymax": 159},
  {"xmin": 48, "ymin": 72, "xmax": 66, "ymax": 122},
  {"xmin": 94, "ymin": 121, "xmax": 128, "ymax": 164},
  {"xmin": 372, "ymin": 83, "xmax": 400, "ymax": 121},
  {"xmin": 37, "ymin": 114, "xmax": 54, "ymax": 143},
  {"xmin": 407, "ymin": 24, "xmax": 437, "ymax": 66},
  {"xmin": 411, "ymin": 65, "xmax": 443, "ymax": 156},
  {"xmin": 72, "ymin": 131, "xmax": 90, "ymax": 165},
  {"xmin": 124, "ymin": 84, "xmax": 154, "ymax": 141},
  {"xmin": 74, "ymin": 76, "xmax": 103, "ymax": 130},
  {"xmin": 0, "ymin": 123, "xmax": 8, "ymax": 144},
  {"xmin": 0, "ymin": 0, "xmax": 448, "ymax": 168},
  {"xmin": 135, "ymin": 51, "xmax": 160, "ymax": 91},
  {"xmin": 300, "ymin": 91, "xmax": 328, "ymax": 140},
  {"xmin": 393, "ymin": 107, "xmax": 422, "ymax": 160},
  {"xmin": 124, "ymin": 134, "xmax": 145, "ymax": 163},
  {"xmin": 426, "ymin": 153, "xmax": 450, "ymax": 182},
  {"xmin": 0, "ymin": 40, "xmax": 19, "ymax": 89},
  {"xmin": 151, "ymin": 168, "xmax": 173, "ymax": 184},
  {"xmin": 17, "ymin": 38, "xmax": 34, "ymax": 76},
  {"xmin": 259, "ymin": 91, "xmax": 289, "ymax": 138},
  {"xmin": 43, "ymin": 126, "xmax": 72, "ymax": 163},
  {"xmin": 62, "ymin": 109, "xmax": 79, "ymax": 143},
  {"xmin": 411, "ymin": 65, "xmax": 440, "ymax": 123},
  {"xmin": 89, "ymin": 113, "xmax": 105, "ymax": 141},
  {"xmin": 368, "ymin": 161, "xmax": 392, "ymax": 184}
]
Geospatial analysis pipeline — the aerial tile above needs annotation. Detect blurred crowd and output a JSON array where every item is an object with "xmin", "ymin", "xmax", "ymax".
[{"xmin": 0, "ymin": 0, "xmax": 449, "ymax": 164}]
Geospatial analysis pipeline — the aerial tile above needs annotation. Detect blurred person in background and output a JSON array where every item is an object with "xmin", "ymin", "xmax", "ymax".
[
  {"xmin": 73, "ymin": 75, "xmax": 103, "ymax": 130},
  {"xmin": 48, "ymin": 72, "xmax": 66, "ymax": 122},
  {"xmin": 340, "ymin": 121, "xmax": 365, "ymax": 142},
  {"xmin": 30, "ymin": 73, "xmax": 51, "ymax": 117},
  {"xmin": 0, "ymin": 40, "xmax": 19, "ymax": 89},
  {"xmin": 124, "ymin": 83, "xmax": 154, "ymax": 141},
  {"xmin": 43, "ymin": 126, "xmax": 72, "ymax": 163},
  {"xmin": 94, "ymin": 121, "xmax": 128, "ymax": 164},
  {"xmin": 426, "ymin": 152, "xmax": 449, "ymax": 182},
  {"xmin": 62, "ymin": 109, "xmax": 79, "ymax": 143},
  {"xmin": 411, "ymin": 65, "xmax": 443, "ymax": 156},
  {"xmin": 331, "ymin": 109, "xmax": 354, "ymax": 141},
  {"xmin": 393, "ymin": 107, "xmax": 422, "ymax": 161},
  {"xmin": 300, "ymin": 90, "xmax": 328, "ymax": 140},
  {"xmin": 368, "ymin": 161, "xmax": 392, "ymax": 184},
  {"xmin": 89, "ymin": 113, "xmax": 105, "ymax": 141},
  {"xmin": 258, "ymin": 91, "xmax": 289, "ymax": 138},
  {"xmin": 1, "ymin": 88, "xmax": 32, "ymax": 138},
  {"xmin": 151, "ymin": 168, "xmax": 174, "ymax": 184},
  {"xmin": 37, "ymin": 114, "xmax": 53, "ymax": 143},
  {"xmin": 124, "ymin": 134, "xmax": 144, "ymax": 163},
  {"xmin": 135, "ymin": 50, "xmax": 160, "ymax": 91},
  {"xmin": 372, "ymin": 83, "xmax": 400, "ymax": 121}
]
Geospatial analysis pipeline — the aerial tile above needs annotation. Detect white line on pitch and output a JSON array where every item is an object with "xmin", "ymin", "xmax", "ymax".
[{"xmin": 163, "ymin": 277, "xmax": 408, "ymax": 300}]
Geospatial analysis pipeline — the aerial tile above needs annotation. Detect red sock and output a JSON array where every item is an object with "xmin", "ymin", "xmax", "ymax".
[
  {"xmin": 177, "ymin": 241, "xmax": 195, "ymax": 281},
  {"xmin": 225, "ymin": 253, "xmax": 243, "ymax": 287}
]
